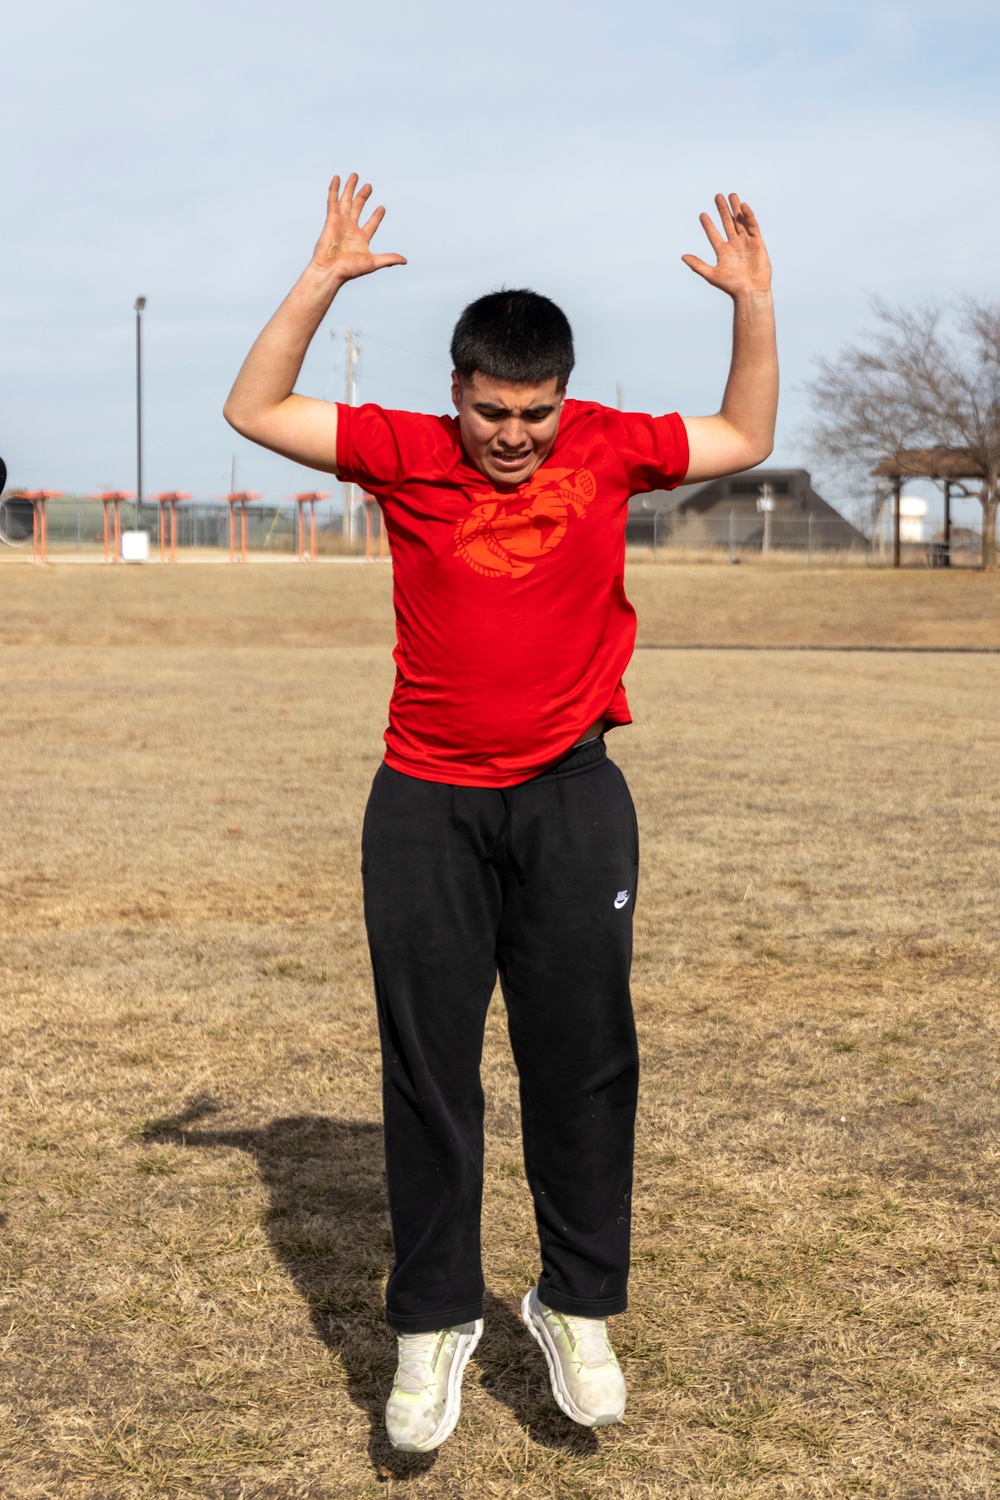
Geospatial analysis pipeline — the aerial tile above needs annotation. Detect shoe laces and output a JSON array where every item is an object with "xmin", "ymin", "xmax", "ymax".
[
  {"xmin": 394, "ymin": 1330, "xmax": 452, "ymax": 1394},
  {"xmin": 547, "ymin": 1309, "xmax": 616, "ymax": 1370}
]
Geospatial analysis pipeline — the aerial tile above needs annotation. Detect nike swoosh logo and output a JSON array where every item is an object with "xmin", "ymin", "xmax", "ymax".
[{"xmin": 614, "ymin": 891, "xmax": 629, "ymax": 909}]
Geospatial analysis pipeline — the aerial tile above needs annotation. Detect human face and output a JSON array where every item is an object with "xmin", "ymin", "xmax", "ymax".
[{"xmin": 451, "ymin": 371, "xmax": 565, "ymax": 487}]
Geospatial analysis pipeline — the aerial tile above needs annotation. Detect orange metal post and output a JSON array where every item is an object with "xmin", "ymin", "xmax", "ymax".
[
  {"xmin": 291, "ymin": 492, "xmax": 329, "ymax": 562},
  {"xmin": 225, "ymin": 493, "xmax": 259, "ymax": 562},
  {"xmin": 155, "ymin": 493, "xmax": 190, "ymax": 562},
  {"xmin": 94, "ymin": 492, "xmax": 134, "ymax": 563},
  {"xmin": 22, "ymin": 492, "xmax": 58, "ymax": 563},
  {"xmin": 364, "ymin": 498, "xmax": 373, "ymax": 561}
]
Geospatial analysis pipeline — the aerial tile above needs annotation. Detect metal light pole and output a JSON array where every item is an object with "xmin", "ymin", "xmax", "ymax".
[{"xmin": 134, "ymin": 297, "xmax": 146, "ymax": 531}]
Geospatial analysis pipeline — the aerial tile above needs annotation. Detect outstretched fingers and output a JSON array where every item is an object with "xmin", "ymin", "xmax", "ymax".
[
  {"xmin": 315, "ymin": 172, "xmax": 408, "ymax": 274},
  {"xmin": 361, "ymin": 202, "xmax": 386, "ymax": 238},
  {"xmin": 698, "ymin": 211, "xmax": 725, "ymax": 254},
  {"xmin": 690, "ymin": 194, "xmax": 757, "ymax": 267},
  {"xmin": 725, "ymin": 192, "xmax": 760, "ymax": 239},
  {"xmin": 351, "ymin": 182, "xmax": 373, "ymax": 222},
  {"xmin": 715, "ymin": 193, "xmax": 739, "ymax": 238},
  {"xmin": 338, "ymin": 171, "xmax": 360, "ymax": 211}
]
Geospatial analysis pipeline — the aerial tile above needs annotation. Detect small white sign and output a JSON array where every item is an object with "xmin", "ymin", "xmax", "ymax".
[{"xmin": 121, "ymin": 529, "xmax": 150, "ymax": 562}]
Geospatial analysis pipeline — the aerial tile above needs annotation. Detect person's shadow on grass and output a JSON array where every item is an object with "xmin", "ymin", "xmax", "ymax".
[{"xmin": 141, "ymin": 1099, "xmax": 595, "ymax": 1476}]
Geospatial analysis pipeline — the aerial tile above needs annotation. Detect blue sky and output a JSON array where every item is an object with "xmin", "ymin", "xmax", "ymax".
[{"xmin": 2, "ymin": 0, "xmax": 998, "ymax": 524}]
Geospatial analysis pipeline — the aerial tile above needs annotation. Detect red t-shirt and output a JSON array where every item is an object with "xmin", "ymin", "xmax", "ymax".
[{"xmin": 336, "ymin": 398, "xmax": 688, "ymax": 787}]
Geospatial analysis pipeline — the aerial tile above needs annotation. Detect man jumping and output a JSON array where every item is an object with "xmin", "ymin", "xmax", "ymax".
[{"xmin": 224, "ymin": 174, "xmax": 776, "ymax": 1452}]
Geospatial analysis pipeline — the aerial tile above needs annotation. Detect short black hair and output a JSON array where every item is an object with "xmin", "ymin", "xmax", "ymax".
[{"xmin": 450, "ymin": 288, "xmax": 574, "ymax": 389}]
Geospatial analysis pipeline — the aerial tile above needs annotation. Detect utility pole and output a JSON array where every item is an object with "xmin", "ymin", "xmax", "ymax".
[
  {"xmin": 343, "ymin": 327, "xmax": 361, "ymax": 545},
  {"xmin": 757, "ymin": 482, "xmax": 775, "ymax": 556},
  {"xmin": 615, "ymin": 385, "xmax": 624, "ymax": 411},
  {"xmin": 134, "ymin": 297, "xmax": 146, "ymax": 533}
]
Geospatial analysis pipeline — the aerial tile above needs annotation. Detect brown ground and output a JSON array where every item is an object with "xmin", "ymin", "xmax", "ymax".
[{"xmin": 1, "ymin": 563, "xmax": 999, "ymax": 1498}]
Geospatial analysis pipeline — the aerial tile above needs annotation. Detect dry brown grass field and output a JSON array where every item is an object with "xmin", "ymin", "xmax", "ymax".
[{"xmin": 1, "ymin": 562, "xmax": 999, "ymax": 1499}]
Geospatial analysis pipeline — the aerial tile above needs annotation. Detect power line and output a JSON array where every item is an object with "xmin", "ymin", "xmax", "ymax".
[{"xmin": 362, "ymin": 333, "xmax": 451, "ymax": 368}]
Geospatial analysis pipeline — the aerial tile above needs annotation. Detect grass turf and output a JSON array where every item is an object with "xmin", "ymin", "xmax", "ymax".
[{"xmin": 1, "ymin": 562, "xmax": 998, "ymax": 1497}]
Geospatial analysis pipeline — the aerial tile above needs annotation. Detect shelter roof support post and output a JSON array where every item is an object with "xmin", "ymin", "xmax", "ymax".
[
  {"xmin": 297, "ymin": 497, "xmax": 312, "ymax": 562},
  {"xmin": 292, "ymin": 492, "xmax": 329, "ymax": 561},
  {"xmin": 226, "ymin": 493, "xmax": 259, "ymax": 561},
  {"xmin": 943, "ymin": 481, "xmax": 951, "ymax": 567},
  {"xmin": 97, "ymin": 492, "xmax": 131, "ymax": 563},
  {"xmin": 31, "ymin": 498, "xmax": 42, "ymax": 564},
  {"xmin": 892, "ymin": 477, "xmax": 901, "ymax": 569}
]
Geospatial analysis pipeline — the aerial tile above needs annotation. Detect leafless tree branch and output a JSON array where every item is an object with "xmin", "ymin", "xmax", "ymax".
[{"xmin": 805, "ymin": 299, "xmax": 1000, "ymax": 568}]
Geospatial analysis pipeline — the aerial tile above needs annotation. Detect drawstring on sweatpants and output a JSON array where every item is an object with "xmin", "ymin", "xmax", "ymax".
[{"xmin": 484, "ymin": 789, "xmax": 527, "ymax": 885}]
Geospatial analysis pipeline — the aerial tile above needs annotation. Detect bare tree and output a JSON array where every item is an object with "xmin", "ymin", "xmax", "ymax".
[{"xmin": 806, "ymin": 299, "xmax": 1000, "ymax": 569}]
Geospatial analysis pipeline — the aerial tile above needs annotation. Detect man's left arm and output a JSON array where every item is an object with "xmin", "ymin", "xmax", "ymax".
[{"xmin": 678, "ymin": 194, "xmax": 777, "ymax": 485}]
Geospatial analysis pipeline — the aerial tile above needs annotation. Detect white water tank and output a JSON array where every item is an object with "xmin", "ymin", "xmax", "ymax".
[{"xmin": 899, "ymin": 495, "xmax": 927, "ymax": 543}]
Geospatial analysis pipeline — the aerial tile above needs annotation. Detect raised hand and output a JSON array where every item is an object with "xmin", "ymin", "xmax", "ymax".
[
  {"xmin": 682, "ymin": 194, "xmax": 771, "ymax": 300},
  {"xmin": 310, "ymin": 173, "xmax": 407, "ymax": 283}
]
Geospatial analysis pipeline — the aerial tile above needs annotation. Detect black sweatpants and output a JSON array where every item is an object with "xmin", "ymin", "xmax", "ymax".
[{"xmin": 361, "ymin": 738, "xmax": 640, "ymax": 1334}]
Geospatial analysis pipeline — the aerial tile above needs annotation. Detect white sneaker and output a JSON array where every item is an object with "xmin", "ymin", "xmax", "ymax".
[
  {"xmin": 385, "ymin": 1320, "xmax": 483, "ymax": 1452},
  {"xmin": 521, "ymin": 1287, "xmax": 626, "ymax": 1427}
]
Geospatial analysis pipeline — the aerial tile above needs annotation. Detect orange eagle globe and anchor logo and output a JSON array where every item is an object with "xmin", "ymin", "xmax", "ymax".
[{"xmin": 453, "ymin": 467, "xmax": 597, "ymax": 579}]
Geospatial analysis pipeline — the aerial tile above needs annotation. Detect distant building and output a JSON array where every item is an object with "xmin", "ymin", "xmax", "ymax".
[{"xmin": 626, "ymin": 467, "xmax": 867, "ymax": 551}]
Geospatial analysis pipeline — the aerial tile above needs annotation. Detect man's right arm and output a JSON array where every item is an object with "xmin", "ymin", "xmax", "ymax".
[{"xmin": 222, "ymin": 174, "xmax": 406, "ymax": 473}]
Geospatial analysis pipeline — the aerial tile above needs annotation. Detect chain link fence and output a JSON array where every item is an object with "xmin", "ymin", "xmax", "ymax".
[
  {"xmin": 0, "ymin": 495, "xmax": 386, "ymax": 558},
  {"xmin": 626, "ymin": 510, "xmax": 983, "ymax": 566},
  {"xmin": 0, "ymin": 493, "xmax": 985, "ymax": 567}
]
